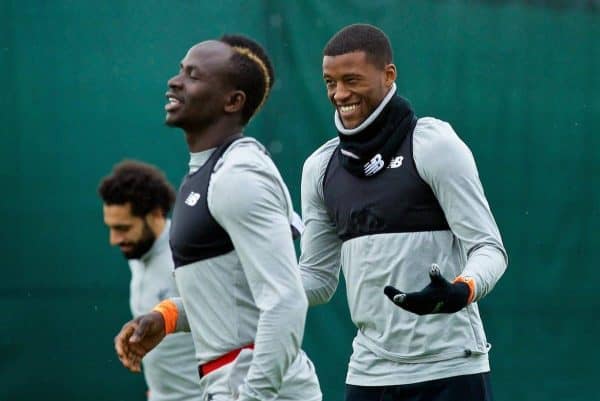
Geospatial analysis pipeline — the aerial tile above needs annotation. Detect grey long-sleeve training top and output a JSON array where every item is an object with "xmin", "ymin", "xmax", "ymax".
[
  {"xmin": 300, "ymin": 110, "xmax": 507, "ymax": 386},
  {"xmin": 170, "ymin": 138, "xmax": 321, "ymax": 401}
]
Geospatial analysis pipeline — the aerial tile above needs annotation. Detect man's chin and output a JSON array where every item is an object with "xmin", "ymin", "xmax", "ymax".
[
  {"xmin": 121, "ymin": 251, "xmax": 141, "ymax": 260},
  {"xmin": 120, "ymin": 246, "xmax": 147, "ymax": 260},
  {"xmin": 165, "ymin": 117, "xmax": 179, "ymax": 127},
  {"xmin": 341, "ymin": 118, "xmax": 361, "ymax": 130},
  {"xmin": 120, "ymin": 234, "xmax": 155, "ymax": 260},
  {"xmin": 165, "ymin": 113, "xmax": 184, "ymax": 128}
]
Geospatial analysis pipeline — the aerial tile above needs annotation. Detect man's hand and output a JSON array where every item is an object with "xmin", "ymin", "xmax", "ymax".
[
  {"xmin": 384, "ymin": 264, "xmax": 471, "ymax": 315},
  {"xmin": 114, "ymin": 312, "xmax": 166, "ymax": 372}
]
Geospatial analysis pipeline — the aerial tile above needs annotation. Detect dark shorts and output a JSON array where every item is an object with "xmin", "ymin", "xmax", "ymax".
[{"xmin": 345, "ymin": 372, "xmax": 493, "ymax": 401}]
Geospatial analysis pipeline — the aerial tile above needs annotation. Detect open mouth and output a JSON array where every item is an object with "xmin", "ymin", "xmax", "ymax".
[
  {"xmin": 338, "ymin": 103, "xmax": 359, "ymax": 115},
  {"xmin": 165, "ymin": 94, "xmax": 183, "ymax": 112}
]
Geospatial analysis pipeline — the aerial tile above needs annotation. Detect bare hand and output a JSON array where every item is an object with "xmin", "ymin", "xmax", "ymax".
[{"xmin": 114, "ymin": 312, "xmax": 166, "ymax": 372}]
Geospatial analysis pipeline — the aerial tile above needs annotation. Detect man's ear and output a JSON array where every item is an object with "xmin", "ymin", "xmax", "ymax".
[
  {"xmin": 149, "ymin": 207, "xmax": 163, "ymax": 219},
  {"xmin": 384, "ymin": 63, "xmax": 397, "ymax": 87},
  {"xmin": 146, "ymin": 207, "xmax": 165, "ymax": 235},
  {"xmin": 224, "ymin": 90, "xmax": 246, "ymax": 114}
]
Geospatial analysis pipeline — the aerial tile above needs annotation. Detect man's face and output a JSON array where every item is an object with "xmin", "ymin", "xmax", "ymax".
[
  {"xmin": 165, "ymin": 41, "xmax": 234, "ymax": 130},
  {"xmin": 103, "ymin": 203, "xmax": 156, "ymax": 260},
  {"xmin": 323, "ymin": 51, "xmax": 395, "ymax": 129}
]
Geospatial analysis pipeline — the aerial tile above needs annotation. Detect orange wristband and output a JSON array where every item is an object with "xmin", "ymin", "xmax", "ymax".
[
  {"xmin": 453, "ymin": 276, "xmax": 476, "ymax": 304},
  {"xmin": 152, "ymin": 300, "xmax": 179, "ymax": 334}
]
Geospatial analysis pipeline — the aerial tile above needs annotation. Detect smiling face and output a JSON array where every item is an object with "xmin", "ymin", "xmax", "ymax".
[
  {"xmin": 323, "ymin": 51, "xmax": 396, "ymax": 129},
  {"xmin": 165, "ymin": 41, "xmax": 236, "ymax": 130}
]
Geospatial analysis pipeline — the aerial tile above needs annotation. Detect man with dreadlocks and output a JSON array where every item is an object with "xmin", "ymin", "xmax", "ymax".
[
  {"xmin": 114, "ymin": 35, "xmax": 321, "ymax": 401},
  {"xmin": 299, "ymin": 24, "xmax": 507, "ymax": 400}
]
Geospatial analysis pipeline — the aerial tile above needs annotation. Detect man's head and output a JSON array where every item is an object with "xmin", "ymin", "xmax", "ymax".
[
  {"xmin": 98, "ymin": 161, "xmax": 175, "ymax": 260},
  {"xmin": 165, "ymin": 34, "xmax": 275, "ymax": 130},
  {"xmin": 322, "ymin": 24, "xmax": 396, "ymax": 129}
]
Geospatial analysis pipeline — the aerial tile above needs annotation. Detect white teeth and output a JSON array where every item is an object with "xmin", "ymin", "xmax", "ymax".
[
  {"xmin": 168, "ymin": 97, "xmax": 180, "ymax": 104},
  {"xmin": 339, "ymin": 104, "xmax": 358, "ymax": 113}
]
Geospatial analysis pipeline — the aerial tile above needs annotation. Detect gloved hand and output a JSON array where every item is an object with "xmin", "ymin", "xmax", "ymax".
[{"xmin": 384, "ymin": 264, "xmax": 473, "ymax": 315}]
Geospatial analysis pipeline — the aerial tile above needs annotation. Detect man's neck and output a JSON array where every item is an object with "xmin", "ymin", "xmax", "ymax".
[{"xmin": 184, "ymin": 119, "xmax": 244, "ymax": 152}]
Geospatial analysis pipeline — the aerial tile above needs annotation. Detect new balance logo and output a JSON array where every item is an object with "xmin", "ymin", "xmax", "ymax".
[
  {"xmin": 184, "ymin": 191, "xmax": 201, "ymax": 206},
  {"xmin": 364, "ymin": 153, "xmax": 384, "ymax": 176},
  {"xmin": 388, "ymin": 156, "xmax": 404, "ymax": 169}
]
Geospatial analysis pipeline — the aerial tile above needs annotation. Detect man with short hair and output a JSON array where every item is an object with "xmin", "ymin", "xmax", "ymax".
[
  {"xmin": 99, "ymin": 160, "xmax": 201, "ymax": 401},
  {"xmin": 113, "ymin": 34, "xmax": 322, "ymax": 401},
  {"xmin": 300, "ymin": 24, "xmax": 507, "ymax": 401}
]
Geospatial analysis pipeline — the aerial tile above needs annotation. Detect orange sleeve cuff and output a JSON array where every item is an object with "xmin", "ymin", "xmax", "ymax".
[
  {"xmin": 152, "ymin": 300, "xmax": 178, "ymax": 334},
  {"xmin": 453, "ymin": 276, "xmax": 476, "ymax": 304}
]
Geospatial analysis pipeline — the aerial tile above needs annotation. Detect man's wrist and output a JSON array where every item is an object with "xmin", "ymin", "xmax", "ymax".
[
  {"xmin": 151, "ymin": 300, "xmax": 178, "ymax": 334},
  {"xmin": 453, "ymin": 276, "xmax": 476, "ymax": 304}
]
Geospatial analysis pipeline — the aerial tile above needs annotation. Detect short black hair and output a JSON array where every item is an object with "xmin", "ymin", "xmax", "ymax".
[
  {"xmin": 98, "ymin": 160, "xmax": 176, "ymax": 218},
  {"xmin": 323, "ymin": 24, "xmax": 393, "ymax": 68},
  {"xmin": 219, "ymin": 34, "xmax": 275, "ymax": 124}
]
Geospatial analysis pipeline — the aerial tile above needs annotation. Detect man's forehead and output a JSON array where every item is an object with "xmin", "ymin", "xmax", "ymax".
[
  {"xmin": 183, "ymin": 40, "xmax": 233, "ymax": 65},
  {"xmin": 103, "ymin": 203, "xmax": 135, "ymax": 220},
  {"xmin": 323, "ymin": 51, "xmax": 371, "ymax": 73}
]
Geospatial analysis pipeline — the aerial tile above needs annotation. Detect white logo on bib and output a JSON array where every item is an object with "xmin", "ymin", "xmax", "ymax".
[
  {"xmin": 184, "ymin": 191, "xmax": 201, "ymax": 206},
  {"xmin": 364, "ymin": 153, "xmax": 384, "ymax": 176},
  {"xmin": 388, "ymin": 156, "xmax": 404, "ymax": 169}
]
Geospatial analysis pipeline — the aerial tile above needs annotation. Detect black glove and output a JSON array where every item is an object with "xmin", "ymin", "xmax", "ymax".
[{"xmin": 384, "ymin": 264, "xmax": 471, "ymax": 315}]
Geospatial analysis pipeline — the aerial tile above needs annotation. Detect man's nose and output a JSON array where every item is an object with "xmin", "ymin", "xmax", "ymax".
[
  {"xmin": 168, "ymin": 73, "xmax": 183, "ymax": 89},
  {"xmin": 109, "ymin": 230, "xmax": 122, "ymax": 246},
  {"xmin": 333, "ymin": 83, "xmax": 350, "ymax": 103}
]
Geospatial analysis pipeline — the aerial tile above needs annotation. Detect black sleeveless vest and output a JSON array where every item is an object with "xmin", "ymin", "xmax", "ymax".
[
  {"xmin": 169, "ymin": 136, "xmax": 240, "ymax": 268},
  {"xmin": 323, "ymin": 129, "xmax": 450, "ymax": 241}
]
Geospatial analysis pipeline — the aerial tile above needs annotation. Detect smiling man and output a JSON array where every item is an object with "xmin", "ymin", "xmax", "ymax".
[
  {"xmin": 113, "ymin": 35, "xmax": 321, "ymax": 401},
  {"xmin": 299, "ymin": 24, "xmax": 507, "ymax": 401},
  {"xmin": 99, "ymin": 160, "xmax": 201, "ymax": 401}
]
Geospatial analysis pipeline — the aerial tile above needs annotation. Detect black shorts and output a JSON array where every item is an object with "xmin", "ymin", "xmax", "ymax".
[{"xmin": 345, "ymin": 372, "xmax": 493, "ymax": 401}]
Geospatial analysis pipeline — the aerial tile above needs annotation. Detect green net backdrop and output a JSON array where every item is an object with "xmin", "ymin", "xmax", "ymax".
[{"xmin": 1, "ymin": 1, "xmax": 598, "ymax": 400}]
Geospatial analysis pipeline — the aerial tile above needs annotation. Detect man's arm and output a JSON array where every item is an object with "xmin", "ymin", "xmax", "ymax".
[
  {"xmin": 299, "ymin": 143, "xmax": 344, "ymax": 306},
  {"xmin": 385, "ymin": 119, "xmax": 506, "ymax": 314},
  {"xmin": 209, "ymin": 145, "xmax": 308, "ymax": 401},
  {"xmin": 414, "ymin": 118, "xmax": 507, "ymax": 302}
]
